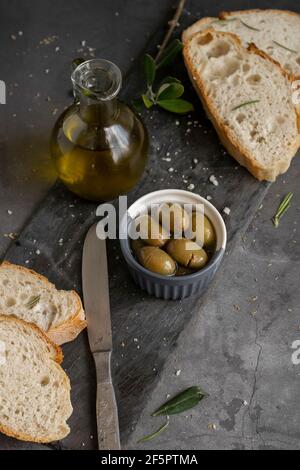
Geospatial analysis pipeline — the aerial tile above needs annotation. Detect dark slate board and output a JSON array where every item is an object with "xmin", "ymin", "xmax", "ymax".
[{"xmin": 1, "ymin": 11, "xmax": 272, "ymax": 450}]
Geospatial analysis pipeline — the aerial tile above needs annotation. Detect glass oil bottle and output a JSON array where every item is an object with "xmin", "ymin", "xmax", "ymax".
[{"xmin": 51, "ymin": 59, "xmax": 149, "ymax": 201}]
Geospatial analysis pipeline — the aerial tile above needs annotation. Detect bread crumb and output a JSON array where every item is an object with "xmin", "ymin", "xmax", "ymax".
[
  {"xmin": 187, "ymin": 183, "xmax": 195, "ymax": 191},
  {"xmin": 206, "ymin": 195, "xmax": 212, "ymax": 201},
  {"xmin": 208, "ymin": 423, "xmax": 217, "ymax": 430},
  {"xmin": 175, "ymin": 369, "xmax": 181, "ymax": 376},
  {"xmin": 223, "ymin": 207, "xmax": 231, "ymax": 215},
  {"xmin": 7, "ymin": 210, "xmax": 13, "ymax": 215},
  {"xmin": 36, "ymin": 249, "xmax": 41, "ymax": 255}
]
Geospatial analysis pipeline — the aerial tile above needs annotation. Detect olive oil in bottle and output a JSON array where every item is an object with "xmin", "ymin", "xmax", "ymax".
[{"xmin": 51, "ymin": 59, "xmax": 149, "ymax": 201}]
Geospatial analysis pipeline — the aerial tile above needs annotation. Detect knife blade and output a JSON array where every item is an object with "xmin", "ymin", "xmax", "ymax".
[{"xmin": 82, "ymin": 223, "xmax": 121, "ymax": 450}]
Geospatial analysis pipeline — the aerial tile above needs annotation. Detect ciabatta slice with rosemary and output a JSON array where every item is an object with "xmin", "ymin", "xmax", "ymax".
[
  {"xmin": 0, "ymin": 315, "xmax": 72, "ymax": 443},
  {"xmin": 0, "ymin": 261, "xmax": 86, "ymax": 345},
  {"xmin": 183, "ymin": 30, "xmax": 300, "ymax": 181},
  {"xmin": 182, "ymin": 9, "xmax": 300, "ymax": 78}
]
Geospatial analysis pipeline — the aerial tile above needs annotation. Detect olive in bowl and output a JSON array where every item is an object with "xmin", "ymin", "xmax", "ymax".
[
  {"xmin": 191, "ymin": 212, "xmax": 216, "ymax": 248},
  {"xmin": 159, "ymin": 202, "xmax": 190, "ymax": 234},
  {"xmin": 131, "ymin": 240, "xmax": 177, "ymax": 276},
  {"xmin": 165, "ymin": 239, "xmax": 208, "ymax": 270},
  {"xmin": 119, "ymin": 189, "xmax": 227, "ymax": 300},
  {"xmin": 134, "ymin": 214, "xmax": 168, "ymax": 247}
]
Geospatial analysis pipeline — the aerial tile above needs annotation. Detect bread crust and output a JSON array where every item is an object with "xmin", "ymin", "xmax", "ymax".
[
  {"xmin": 0, "ymin": 261, "xmax": 86, "ymax": 345},
  {"xmin": 183, "ymin": 30, "xmax": 300, "ymax": 181},
  {"xmin": 182, "ymin": 17, "xmax": 214, "ymax": 43},
  {"xmin": 0, "ymin": 314, "xmax": 72, "ymax": 443},
  {"xmin": 220, "ymin": 9, "xmax": 300, "ymax": 21},
  {"xmin": 183, "ymin": 9, "xmax": 300, "ymax": 81},
  {"xmin": 0, "ymin": 313, "xmax": 63, "ymax": 363}
]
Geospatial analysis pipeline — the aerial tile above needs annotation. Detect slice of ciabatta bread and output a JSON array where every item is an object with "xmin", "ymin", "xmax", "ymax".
[
  {"xmin": 0, "ymin": 315, "xmax": 72, "ymax": 443},
  {"xmin": 182, "ymin": 9, "xmax": 300, "ymax": 78},
  {"xmin": 0, "ymin": 261, "xmax": 86, "ymax": 345},
  {"xmin": 183, "ymin": 30, "xmax": 300, "ymax": 181}
]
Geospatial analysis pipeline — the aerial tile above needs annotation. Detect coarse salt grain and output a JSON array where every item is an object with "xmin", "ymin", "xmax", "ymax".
[{"xmin": 209, "ymin": 175, "xmax": 219, "ymax": 186}]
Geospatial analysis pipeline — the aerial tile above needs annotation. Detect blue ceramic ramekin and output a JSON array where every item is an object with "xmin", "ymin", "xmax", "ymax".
[{"xmin": 120, "ymin": 189, "xmax": 227, "ymax": 300}]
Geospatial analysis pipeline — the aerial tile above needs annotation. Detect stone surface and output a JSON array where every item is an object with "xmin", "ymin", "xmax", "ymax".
[{"xmin": 0, "ymin": 0, "xmax": 300, "ymax": 451}]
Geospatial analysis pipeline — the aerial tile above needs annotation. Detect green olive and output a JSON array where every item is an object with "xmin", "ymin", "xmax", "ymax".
[
  {"xmin": 137, "ymin": 246, "xmax": 176, "ymax": 276},
  {"xmin": 166, "ymin": 238, "xmax": 208, "ymax": 269},
  {"xmin": 175, "ymin": 265, "xmax": 194, "ymax": 276},
  {"xmin": 135, "ymin": 214, "xmax": 168, "ymax": 247},
  {"xmin": 131, "ymin": 238, "xmax": 144, "ymax": 257},
  {"xmin": 192, "ymin": 213, "xmax": 216, "ymax": 248},
  {"xmin": 159, "ymin": 203, "xmax": 190, "ymax": 234}
]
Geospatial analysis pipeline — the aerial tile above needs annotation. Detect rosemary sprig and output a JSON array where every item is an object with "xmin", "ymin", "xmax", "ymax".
[
  {"xmin": 272, "ymin": 192, "xmax": 293, "ymax": 227},
  {"xmin": 231, "ymin": 100, "xmax": 260, "ymax": 111},
  {"xmin": 239, "ymin": 19, "xmax": 260, "ymax": 31},
  {"xmin": 26, "ymin": 295, "xmax": 41, "ymax": 310},
  {"xmin": 138, "ymin": 419, "xmax": 169, "ymax": 443},
  {"xmin": 273, "ymin": 41, "xmax": 297, "ymax": 54}
]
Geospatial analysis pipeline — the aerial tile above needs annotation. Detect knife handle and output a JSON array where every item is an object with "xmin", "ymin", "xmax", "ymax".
[{"xmin": 94, "ymin": 352, "xmax": 121, "ymax": 450}]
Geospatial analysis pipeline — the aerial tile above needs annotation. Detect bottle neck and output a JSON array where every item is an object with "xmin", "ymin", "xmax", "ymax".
[
  {"xmin": 71, "ymin": 59, "xmax": 122, "ymax": 126},
  {"xmin": 78, "ymin": 93, "xmax": 118, "ymax": 126}
]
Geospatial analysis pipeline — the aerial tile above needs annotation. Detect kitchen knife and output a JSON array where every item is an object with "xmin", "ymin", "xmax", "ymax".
[{"xmin": 82, "ymin": 223, "xmax": 121, "ymax": 450}]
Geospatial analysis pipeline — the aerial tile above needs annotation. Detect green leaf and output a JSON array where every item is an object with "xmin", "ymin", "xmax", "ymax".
[
  {"xmin": 157, "ymin": 82, "xmax": 184, "ymax": 100},
  {"xmin": 159, "ymin": 76, "xmax": 181, "ymax": 86},
  {"xmin": 137, "ymin": 420, "xmax": 169, "ymax": 443},
  {"xmin": 152, "ymin": 386, "xmax": 207, "ymax": 416},
  {"xmin": 131, "ymin": 98, "xmax": 143, "ymax": 112},
  {"xmin": 142, "ymin": 94, "xmax": 154, "ymax": 109},
  {"xmin": 156, "ymin": 39, "xmax": 183, "ymax": 69},
  {"xmin": 143, "ymin": 54, "xmax": 156, "ymax": 86},
  {"xmin": 157, "ymin": 98, "xmax": 194, "ymax": 114}
]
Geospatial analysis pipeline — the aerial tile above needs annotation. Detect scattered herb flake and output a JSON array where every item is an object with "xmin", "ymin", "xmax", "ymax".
[
  {"xmin": 273, "ymin": 41, "xmax": 297, "ymax": 54},
  {"xmin": 272, "ymin": 192, "xmax": 293, "ymax": 227},
  {"xmin": 138, "ymin": 420, "xmax": 169, "ymax": 443},
  {"xmin": 239, "ymin": 19, "xmax": 260, "ymax": 31},
  {"xmin": 26, "ymin": 295, "xmax": 41, "ymax": 310},
  {"xmin": 231, "ymin": 100, "xmax": 260, "ymax": 111}
]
